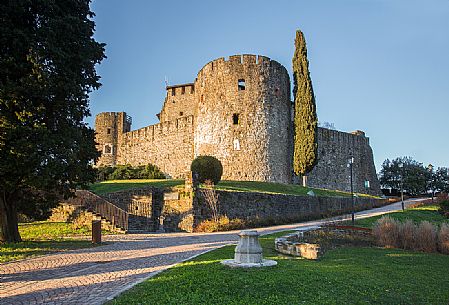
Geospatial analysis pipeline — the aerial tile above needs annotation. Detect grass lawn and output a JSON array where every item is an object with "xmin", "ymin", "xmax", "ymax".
[
  {"xmin": 89, "ymin": 179, "xmax": 379, "ymax": 198},
  {"xmin": 354, "ymin": 205, "xmax": 449, "ymax": 228},
  {"xmin": 88, "ymin": 179, "xmax": 184, "ymax": 194},
  {"xmin": 0, "ymin": 221, "xmax": 95, "ymax": 263},
  {"xmin": 108, "ymin": 231, "xmax": 449, "ymax": 305}
]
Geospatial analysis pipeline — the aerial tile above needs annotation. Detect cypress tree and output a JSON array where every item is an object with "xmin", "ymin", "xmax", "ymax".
[{"xmin": 292, "ymin": 30, "xmax": 318, "ymax": 185}]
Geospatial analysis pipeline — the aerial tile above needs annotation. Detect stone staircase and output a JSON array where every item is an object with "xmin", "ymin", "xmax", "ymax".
[{"xmin": 64, "ymin": 190, "xmax": 131, "ymax": 232}]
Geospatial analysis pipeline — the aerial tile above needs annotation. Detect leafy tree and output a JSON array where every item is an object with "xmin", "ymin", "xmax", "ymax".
[
  {"xmin": 0, "ymin": 0, "xmax": 105, "ymax": 242},
  {"xmin": 433, "ymin": 167, "xmax": 449, "ymax": 193},
  {"xmin": 378, "ymin": 157, "xmax": 430, "ymax": 196},
  {"xmin": 292, "ymin": 30, "xmax": 318, "ymax": 185}
]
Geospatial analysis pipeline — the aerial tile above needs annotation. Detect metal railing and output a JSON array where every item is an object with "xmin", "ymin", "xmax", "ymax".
[{"xmin": 68, "ymin": 190, "xmax": 129, "ymax": 231}]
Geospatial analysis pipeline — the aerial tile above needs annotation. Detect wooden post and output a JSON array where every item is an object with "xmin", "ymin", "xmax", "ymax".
[{"xmin": 92, "ymin": 220, "xmax": 102, "ymax": 244}]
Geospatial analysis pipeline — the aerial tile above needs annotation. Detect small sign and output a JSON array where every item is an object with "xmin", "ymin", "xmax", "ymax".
[
  {"xmin": 164, "ymin": 192, "xmax": 179, "ymax": 201},
  {"xmin": 364, "ymin": 180, "xmax": 370, "ymax": 188}
]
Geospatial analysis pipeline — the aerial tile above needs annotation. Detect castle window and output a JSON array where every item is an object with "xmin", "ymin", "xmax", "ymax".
[
  {"xmin": 171, "ymin": 88, "xmax": 176, "ymax": 96},
  {"xmin": 233, "ymin": 113, "xmax": 239, "ymax": 125},
  {"xmin": 103, "ymin": 144, "xmax": 112, "ymax": 154},
  {"xmin": 181, "ymin": 87, "xmax": 185, "ymax": 94},
  {"xmin": 180, "ymin": 111, "xmax": 184, "ymax": 116},
  {"xmin": 107, "ymin": 128, "xmax": 111, "ymax": 135},
  {"xmin": 233, "ymin": 139, "xmax": 241, "ymax": 151},
  {"xmin": 190, "ymin": 86, "xmax": 194, "ymax": 94},
  {"xmin": 238, "ymin": 79, "xmax": 246, "ymax": 91}
]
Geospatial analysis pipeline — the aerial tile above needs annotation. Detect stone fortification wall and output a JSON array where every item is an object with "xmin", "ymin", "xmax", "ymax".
[
  {"xmin": 193, "ymin": 54, "xmax": 292, "ymax": 183},
  {"xmin": 159, "ymin": 83, "xmax": 195, "ymax": 122},
  {"xmin": 196, "ymin": 189, "xmax": 387, "ymax": 226},
  {"xmin": 307, "ymin": 128, "xmax": 381, "ymax": 195},
  {"xmin": 116, "ymin": 115, "xmax": 194, "ymax": 178}
]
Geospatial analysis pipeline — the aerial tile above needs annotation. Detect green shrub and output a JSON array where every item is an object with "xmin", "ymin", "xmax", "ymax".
[
  {"xmin": 97, "ymin": 166, "xmax": 115, "ymax": 181},
  {"xmin": 190, "ymin": 155, "xmax": 223, "ymax": 185},
  {"xmin": 439, "ymin": 200, "xmax": 449, "ymax": 218},
  {"xmin": 98, "ymin": 164, "xmax": 165, "ymax": 180}
]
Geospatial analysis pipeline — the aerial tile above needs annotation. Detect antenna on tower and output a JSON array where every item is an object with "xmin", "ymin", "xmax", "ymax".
[{"xmin": 164, "ymin": 76, "xmax": 169, "ymax": 87}]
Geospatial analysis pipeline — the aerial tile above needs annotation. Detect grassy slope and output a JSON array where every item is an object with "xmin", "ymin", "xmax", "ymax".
[
  {"xmin": 109, "ymin": 231, "xmax": 449, "ymax": 305},
  {"xmin": 355, "ymin": 205, "xmax": 449, "ymax": 228},
  {"xmin": 0, "ymin": 222, "xmax": 94, "ymax": 263},
  {"xmin": 89, "ymin": 179, "xmax": 378, "ymax": 198},
  {"xmin": 88, "ymin": 179, "xmax": 184, "ymax": 195}
]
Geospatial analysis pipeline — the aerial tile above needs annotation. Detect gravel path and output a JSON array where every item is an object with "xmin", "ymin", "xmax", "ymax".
[{"xmin": 0, "ymin": 198, "xmax": 423, "ymax": 305}]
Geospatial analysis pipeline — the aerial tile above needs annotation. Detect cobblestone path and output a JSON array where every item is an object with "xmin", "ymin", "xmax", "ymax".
[{"xmin": 0, "ymin": 199, "xmax": 422, "ymax": 305}]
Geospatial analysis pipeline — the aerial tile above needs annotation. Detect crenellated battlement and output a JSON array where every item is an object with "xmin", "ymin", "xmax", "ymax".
[
  {"xmin": 122, "ymin": 115, "xmax": 194, "ymax": 142},
  {"xmin": 196, "ymin": 54, "xmax": 287, "ymax": 80}
]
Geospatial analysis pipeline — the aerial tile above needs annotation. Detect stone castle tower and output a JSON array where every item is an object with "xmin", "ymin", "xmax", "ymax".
[{"xmin": 95, "ymin": 54, "xmax": 381, "ymax": 195}]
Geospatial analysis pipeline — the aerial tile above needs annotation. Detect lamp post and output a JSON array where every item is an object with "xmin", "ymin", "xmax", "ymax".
[
  {"xmin": 348, "ymin": 157, "xmax": 355, "ymax": 225},
  {"xmin": 428, "ymin": 164, "xmax": 434, "ymax": 203},
  {"xmin": 399, "ymin": 163, "xmax": 404, "ymax": 211}
]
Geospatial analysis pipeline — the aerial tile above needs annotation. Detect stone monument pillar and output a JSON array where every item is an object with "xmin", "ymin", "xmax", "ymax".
[{"xmin": 222, "ymin": 230, "xmax": 277, "ymax": 268}]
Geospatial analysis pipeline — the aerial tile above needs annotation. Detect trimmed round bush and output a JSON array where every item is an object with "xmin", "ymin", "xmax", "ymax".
[{"xmin": 190, "ymin": 156, "xmax": 223, "ymax": 185}]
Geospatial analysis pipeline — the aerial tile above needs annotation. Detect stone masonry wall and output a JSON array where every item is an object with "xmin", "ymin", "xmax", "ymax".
[
  {"xmin": 307, "ymin": 128, "xmax": 381, "ymax": 195},
  {"xmin": 116, "ymin": 116, "xmax": 194, "ymax": 178},
  {"xmin": 196, "ymin": 189, "xmax": 387, "ymax": 226}
]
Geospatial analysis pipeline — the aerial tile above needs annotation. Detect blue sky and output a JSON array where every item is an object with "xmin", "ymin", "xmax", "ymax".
[{"xmin": 88, "ymin": 0, "xmax": 449, "ymax": 171}]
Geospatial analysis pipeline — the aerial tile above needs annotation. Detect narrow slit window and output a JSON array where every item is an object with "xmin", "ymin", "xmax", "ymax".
[
  {"xmin": 238, "ymin": 79, "xmax": 246, "ymax": 91},
  {"xmin": 171, "ymin": 88, "xmax": 176, "ymax": 96},
  {"xmin": 107, "ymin": 128, "xmax": 111, "ymax": 135},
  {"xmin": 190, "ymin": 86, "xmax": 194, "ymax": 94},
  {"xmin": 179, "ymin": 111, "xmax": 184, "ymax": 116},
  {"xmin": 181, "ymin": 87, "xmax": 185, "ymax": 94},
  {"xmin": 233, "ymin": 113, "xmax": 239, "ymax": 125}
]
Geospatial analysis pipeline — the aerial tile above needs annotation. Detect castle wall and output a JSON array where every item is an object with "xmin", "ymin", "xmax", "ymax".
[
  {"xmin": 193, "ymin": 54, "xmax": 292, "ymax": 183},
  {"xmin": 307, "ymin": 127, "xmax": 381, "ymax": 195},
  {"xmin": 94, "ymin": 54, "xmax": 381, "ymax": 196},
  {"xmin": 116, "ymin": 115, "xmax": 194, "ymax": 178},
  {"xmin": 159, "ymin": 84, "xmax": 195, "ymax": 122}
]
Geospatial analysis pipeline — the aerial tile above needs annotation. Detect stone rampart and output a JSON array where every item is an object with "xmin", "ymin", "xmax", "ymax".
[
  {"xmin": 308, "ymin": 128, "xmax": 381, "ymax": 195},
  {"xmin": 116, "ymin": 115, "xmax": 194, "ymax": 178},
  {"xmin": 196, "ymin": 189, "xmax": 386, "ymax": 226}
]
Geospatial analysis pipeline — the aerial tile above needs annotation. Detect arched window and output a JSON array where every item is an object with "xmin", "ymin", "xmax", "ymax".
[
  {"xmin": 233, "ymin": 139, "xmax": 240, "ymax": 151},
  {"xmin": 238, "ymin": 79, "xmax": 246, "ymax": 91},
  {"xmin": 233, "ymin": 113, "xmax": 239, "ymax": 125}
]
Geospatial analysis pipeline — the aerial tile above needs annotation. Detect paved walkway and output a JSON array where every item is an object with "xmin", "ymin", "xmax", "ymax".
[{"xmin": 0, "ymin": 198, "xmax": 423, "ymax": 305}]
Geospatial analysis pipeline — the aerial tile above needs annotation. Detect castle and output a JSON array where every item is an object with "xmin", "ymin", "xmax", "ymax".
[{"xmin": 95, "ymin": 54, "xmax": 381, "ymax": 195}]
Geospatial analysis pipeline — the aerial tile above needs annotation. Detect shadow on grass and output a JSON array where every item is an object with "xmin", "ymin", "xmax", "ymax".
[{"xmin": 0, "ymin": 240, "xmax": 94, "ymax": 263}]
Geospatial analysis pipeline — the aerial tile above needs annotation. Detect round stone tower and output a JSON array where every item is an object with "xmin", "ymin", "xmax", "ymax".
[{"xmin": 193, "ymin": 54, "xmax": 292, "ymax": 183}]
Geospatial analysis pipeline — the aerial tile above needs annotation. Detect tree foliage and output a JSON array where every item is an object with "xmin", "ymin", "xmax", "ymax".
[
  {"xmin": 378, "ymin": 157, "xmax": 448, "ymax": 196},
  {"xmin": 191, "ymin": 156, "xmax": 223, "ymax": 185},
  {"xmin": 292, "ymin": 30, "xmax": 318, "ymax": 176},
  {"xmin": 0, "ymin": 0, "xmax": 105, "ymax": 242}
]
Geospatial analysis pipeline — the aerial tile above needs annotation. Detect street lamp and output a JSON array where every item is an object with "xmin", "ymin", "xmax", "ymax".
[
  {"xmin": 348, "ymin": 157, "xmax": 355, "ymax": 225},
  {"xmin": 428, "ymin": 164, "xmax": 434, "ymax": 203},
  {"xmin": 398, "ymin": 163, "xmax": 404, "ymax": 211}
]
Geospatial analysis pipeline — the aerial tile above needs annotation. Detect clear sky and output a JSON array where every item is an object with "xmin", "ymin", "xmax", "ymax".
[{"xmin": 88, "ymin": 0, "xmax": 449, "ymax": 171}]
